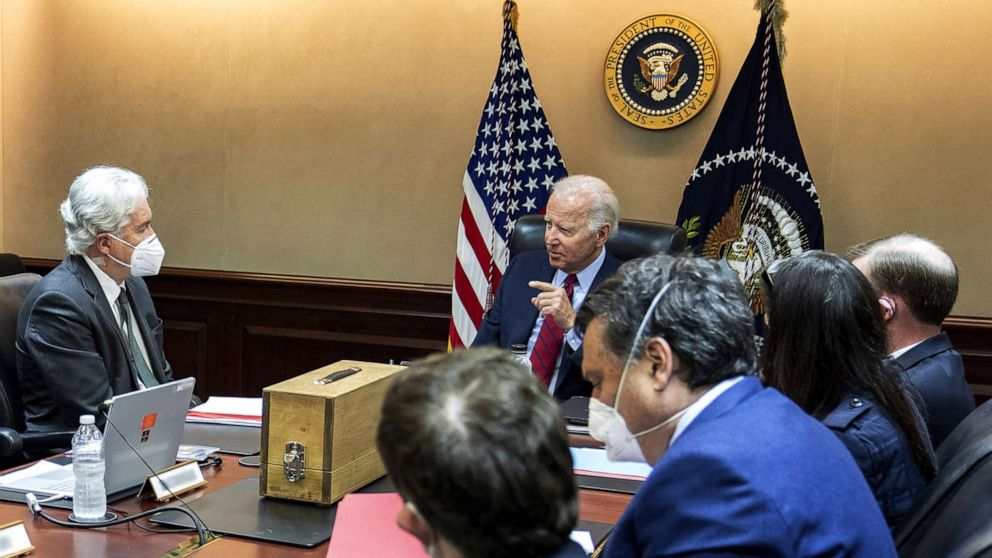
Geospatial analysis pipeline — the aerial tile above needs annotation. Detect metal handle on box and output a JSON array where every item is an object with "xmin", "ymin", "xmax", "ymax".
[{"xmin": 313, "ymin": 367, "xmax": 361, "ymax": 385}]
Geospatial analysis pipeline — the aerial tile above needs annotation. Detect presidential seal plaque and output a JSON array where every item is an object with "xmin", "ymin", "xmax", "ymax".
[{"xmin": 604, "ymin": 14, "xmax": 719, "ymax": 130}]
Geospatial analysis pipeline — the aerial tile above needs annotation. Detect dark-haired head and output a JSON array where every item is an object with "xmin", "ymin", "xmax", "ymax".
[
  {"xmin": 376, "ymin": 348, "xmax": 576, "ymax": 558},
  {"xmin": 762, "ymin": 251, "xmax": 934, "ymax": 478},
  {"xmin": 576, "ymin": 254, "xmax": 758, "ymax": 388}
]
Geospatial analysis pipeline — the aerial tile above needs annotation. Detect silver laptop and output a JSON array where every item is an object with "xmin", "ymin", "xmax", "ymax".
[{"xmin": 2, "ymin": 377, "xmax": 195, "ymax": 499}]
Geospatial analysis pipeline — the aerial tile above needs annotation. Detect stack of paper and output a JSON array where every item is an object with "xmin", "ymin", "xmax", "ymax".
[
  {"xmin": 570, "ymin": 447, "xmax": 653, "ymax": 480},
  {"xmin": 186, "ymin": 397, "xmax": 263, "ymax": 427}
]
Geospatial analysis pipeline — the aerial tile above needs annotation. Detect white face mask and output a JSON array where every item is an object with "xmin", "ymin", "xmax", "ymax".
[
  {"xmin": 588, "ymin": 397, "xmax": 687, "ymax": 462},
  {"xmin": 107, "ymin": 233, "xmax": 165, "ymax": 277},
  {"xmin": 588, "ymin": 281, "xmax": 689, "ymax": 463}
]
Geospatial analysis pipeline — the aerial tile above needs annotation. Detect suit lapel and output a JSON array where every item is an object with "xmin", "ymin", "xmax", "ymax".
[
  {"xmin": 509, "ymin": 256, "xmax": 555, "ymax": 343},
  {"xmin": 590, "ymin": 251, "xmax": 621, "ymax": 291},
  {"xmin": 69, "ymin": 256, "xmax": 138, "ymax": 381}
]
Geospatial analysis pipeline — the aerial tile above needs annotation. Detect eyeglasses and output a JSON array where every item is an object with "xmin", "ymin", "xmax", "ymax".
[{"xmin": 761, "ymin": 257, "xmax": 787, "ymax": 290}]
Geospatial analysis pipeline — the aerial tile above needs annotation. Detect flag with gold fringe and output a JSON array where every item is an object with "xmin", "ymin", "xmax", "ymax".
[{"xmin": 675, "ymin": 0, "xmax": 822, "ymax": 319}]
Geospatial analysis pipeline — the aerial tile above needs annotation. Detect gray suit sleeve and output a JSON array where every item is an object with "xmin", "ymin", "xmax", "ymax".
[{"xmin": 20, "ymin": 291, "xmax": 114, "ymax": 423}]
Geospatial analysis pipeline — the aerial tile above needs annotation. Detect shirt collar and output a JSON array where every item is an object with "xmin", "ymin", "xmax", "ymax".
[
  {"xmin": 553, "ymin": 247, "xmax": 607, "ymax": 291},
  {"xmin": 889, "ymin": 339, "xmax": 926, "ymax": 360},
  {"xmin": 670, "ymin": 375, "xmax": 746, "ymax": 445},
  {"xmin": 83, "ymin": 254, "xmax": 124, "ymax": 303}
]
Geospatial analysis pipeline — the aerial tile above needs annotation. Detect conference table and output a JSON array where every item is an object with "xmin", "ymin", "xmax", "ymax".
[{"xmin": 0, "ymin": 433, "xmax": 632, "ymax": 557}]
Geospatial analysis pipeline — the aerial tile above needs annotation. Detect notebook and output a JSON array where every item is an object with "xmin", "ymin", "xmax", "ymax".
[{"xmin": 1, "ymin": 377, "xmax": 195, "ymax": 500}]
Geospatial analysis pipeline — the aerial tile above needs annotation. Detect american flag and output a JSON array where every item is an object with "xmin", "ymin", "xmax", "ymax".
[{"xmin": 448, "ymin": 0, "xmax": 568, "ymax": 349}]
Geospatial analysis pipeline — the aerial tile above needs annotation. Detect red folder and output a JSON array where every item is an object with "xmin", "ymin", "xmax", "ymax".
[{"xmin": 325, "ymin": 493, "xmax": 429, "ymax": 557}]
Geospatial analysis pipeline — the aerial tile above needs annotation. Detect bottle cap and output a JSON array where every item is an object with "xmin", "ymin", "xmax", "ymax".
[{"xmin": 79, "ymin": 414, "xmax": 95, "ymax": 425}]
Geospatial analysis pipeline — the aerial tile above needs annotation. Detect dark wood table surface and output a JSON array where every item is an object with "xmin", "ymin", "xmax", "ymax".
[{"xmin": 0, "ymin": 449, "xmax": 631, "ymax": 557}]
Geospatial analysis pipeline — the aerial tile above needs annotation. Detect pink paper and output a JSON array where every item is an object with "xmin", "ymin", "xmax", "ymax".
[{"xmin": 326, "ymin": 493, "xmax": 429, "ymax": 557}]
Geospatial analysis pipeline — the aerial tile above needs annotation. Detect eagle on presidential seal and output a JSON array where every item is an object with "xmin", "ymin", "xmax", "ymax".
[
  {"xmin": 637, "ymin": 42, "xmax": 690, "ymax": 101},
  {"xmin": 701, "ymin": 185, "xmax": 808, "ymax": 315}
]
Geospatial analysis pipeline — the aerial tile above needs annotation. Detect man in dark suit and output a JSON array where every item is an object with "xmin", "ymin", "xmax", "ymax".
[
  {"xmin": 16, "ymin": 166, "xmax": 172, "ymax": 431},
  {"xmin": 473, "ymin": 175, "xmax": 620, "ymax": 401},
  {"xmin": 850, "ymin": 234, "xmax": 975, "ymax": 449},
  {"xmin": 577, "ymin": 255, "xmax": 896, "ymax": 556},
  {"xmin": 377, "ymin": 349, "xmax": 587, "ymax": 558}
]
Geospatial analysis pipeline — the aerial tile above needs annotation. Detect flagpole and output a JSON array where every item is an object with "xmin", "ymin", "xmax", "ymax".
[{"xmin": 741, "ymin": 0, "xmax": 779, "ymax": 300}]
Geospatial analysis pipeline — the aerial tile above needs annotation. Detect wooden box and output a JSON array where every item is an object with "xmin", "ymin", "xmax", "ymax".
[{"xmin": 259, "ymin": 360, "xmax": 404, "ymax": 505}]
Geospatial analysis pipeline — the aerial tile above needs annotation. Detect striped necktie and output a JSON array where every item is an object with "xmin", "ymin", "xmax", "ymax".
[
  {"xmin": 529, "ymin": 273, "xmax": 577, "ymax": 388},
  {"xmin": 117, "ymin": 290, "xmax": 159, "ymax": 389}
]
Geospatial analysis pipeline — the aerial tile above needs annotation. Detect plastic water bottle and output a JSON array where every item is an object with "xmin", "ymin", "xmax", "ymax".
[
  {"xmin": 510, "ymin": 344, "xmax": 531, "ymax": 370},
  {"xmin": 71, "ymin": 414, "xmax": 106, "ymax": 522}
]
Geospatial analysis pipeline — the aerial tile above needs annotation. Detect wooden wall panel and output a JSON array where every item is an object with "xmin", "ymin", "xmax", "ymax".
[
  {"xmin": 945, "ymin": 317, "xmax": 992, "ymax": 404},
  {"xmin": 24, "ymin": 258, "xmax": 992, "ymax": 404}
]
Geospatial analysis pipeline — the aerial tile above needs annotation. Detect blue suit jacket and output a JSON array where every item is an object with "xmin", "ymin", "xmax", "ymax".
[
  {"xmin": 895, "ymin": 332, "xmax": 975, "ymax": 449},
  {"xmin": 15, "ymin": 255, "xmax": 173, "ymax": 431},
  {"xmin": 472, "ymin": 249, "xmax": 621, "ymax": 401},
  {"xmin": 606, "ymin": 377, "xmax": 896, "ymax": 557}
]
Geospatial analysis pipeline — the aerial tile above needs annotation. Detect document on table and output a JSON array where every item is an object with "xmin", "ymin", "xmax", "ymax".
[
  {"xmin": 186, "ymin": 397, "xmax": 263, "ymax": 427},
  {"xmin": 326, "ymin": 492, "xmax": 602, "ymax": 557},
  {"xmin": 0, "ymin": 460, "xmax": 75, "ymax": 497},
  {"xmin": 570, "ymin": 447, "xmax": 653, "ymax": 480}
]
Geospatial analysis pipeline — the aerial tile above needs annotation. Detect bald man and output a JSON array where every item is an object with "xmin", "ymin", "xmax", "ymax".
[{"xmin": 849, "ymin": 234, "xmax": 974, "ymax": 448}]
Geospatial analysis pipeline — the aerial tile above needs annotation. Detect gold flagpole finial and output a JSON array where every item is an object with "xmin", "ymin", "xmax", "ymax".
[
  {"xmin": 754, "ymin": 0, "xmax": 787, "ymax": 64},
  {"xmin": 504, "ymin": 0, "xmax": 519, "ymax": 32}
]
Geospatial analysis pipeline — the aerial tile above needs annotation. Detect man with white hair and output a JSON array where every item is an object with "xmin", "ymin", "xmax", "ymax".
[
  {"xmin": 473, "ymin": 175, "xmax": 621, "ymax": 401},
  {"xmin": 848, "ymin": 234, "xmax": 975, "ymax": 448},
  {"xmin": 16, "ymin": 166, "xmax": 173, "ymax": 431}
]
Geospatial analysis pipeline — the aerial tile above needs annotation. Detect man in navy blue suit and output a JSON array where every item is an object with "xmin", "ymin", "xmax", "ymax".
[
  {"xmin": 577, "ymin": 255, "xmax": 896, "ymax": 557},
  {"xmin": 473, "ymin": 175, "xmax": 621, "ymax": 401},
  {"xmin": 850, "ymin": 234, "xmax": 974, "ymax": 449}
]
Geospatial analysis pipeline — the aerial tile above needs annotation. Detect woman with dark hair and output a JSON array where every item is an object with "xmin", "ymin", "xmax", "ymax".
[{"xmin": 762, "ymin": 251, "xmax": 936, "ymax": 529}]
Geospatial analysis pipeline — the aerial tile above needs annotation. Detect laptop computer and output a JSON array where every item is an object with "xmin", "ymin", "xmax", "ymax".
[{"xmin": 1, "ymin": 377, "xmax": 195, "ymax": 501}]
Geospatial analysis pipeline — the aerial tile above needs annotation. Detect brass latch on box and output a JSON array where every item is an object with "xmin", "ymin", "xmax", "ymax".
[{"xmin": 283, "ymin": 441, "xmax": 306, "ymax": 482}]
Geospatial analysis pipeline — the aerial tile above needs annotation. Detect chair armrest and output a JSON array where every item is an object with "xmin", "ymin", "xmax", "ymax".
[
  {"xmin": 0, "ymin": 427, "xmax": 23, "ymax": 458},
  {"xmin": 20, "ymin": 430, "xmax": 74, "ymax": 453}
]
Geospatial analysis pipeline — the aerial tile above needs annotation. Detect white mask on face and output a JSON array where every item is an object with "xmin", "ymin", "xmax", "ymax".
[
  {"xmin": 588, "ymin": 396, "xmax": 688, "ymax": 462},
  {"xmin": 588, "ymin": 281, "xmax": 690, "ymax": 463},
  {"xmin": 107, "ymin": 233, "xmax": 165, "ymax": 277}
]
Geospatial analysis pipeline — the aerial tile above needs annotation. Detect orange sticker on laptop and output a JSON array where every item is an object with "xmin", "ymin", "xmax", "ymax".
[{"xmin": 141, "ymin": 413, "xmax": 158, "ymax": 430}]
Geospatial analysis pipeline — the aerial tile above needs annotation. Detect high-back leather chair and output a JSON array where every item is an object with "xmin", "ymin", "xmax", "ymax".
[
  {"xmin": 0, "ymin": 273, "xmax": 74, "ymax": 466},
  {"xmin": 0, "ymin": 254, "xmax": 27, "ymax": 278},
  {"xmin": 894, "ymin": 399, "xmax": 992, "ymax": 557},
  {"xmin": 508, "ymin": 214, "xmax": 687, "ymax": 261}
]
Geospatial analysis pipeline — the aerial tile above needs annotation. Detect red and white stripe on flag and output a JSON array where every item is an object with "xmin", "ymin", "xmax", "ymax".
[{"xmin": 447, "ymin": 1, "xmax": 568, "ymax": 349}]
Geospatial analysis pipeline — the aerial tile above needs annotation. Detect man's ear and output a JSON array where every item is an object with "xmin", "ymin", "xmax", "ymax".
[
  {"xmin": 879, "ymin": 293, "xmax": 897, "ymax": 322},
  {"xmin": 95, "ymin": 232, "xmax": 114, "ymax": 255},
  {"xmin": 595, "ymin": 223, "xmax": 611, "ymax": 247},
  {"xmin": 397, "ymin": 503, "xmax": 434, "ymax": 548},
  {"xmin": 643, "ymin": 336, "xmax": 675, "ymax": 391}
]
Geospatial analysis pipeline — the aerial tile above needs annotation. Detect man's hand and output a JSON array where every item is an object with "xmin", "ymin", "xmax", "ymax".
[{"xmin": 529, "ymin": 281, "xmax": 575, "ymax": 331}]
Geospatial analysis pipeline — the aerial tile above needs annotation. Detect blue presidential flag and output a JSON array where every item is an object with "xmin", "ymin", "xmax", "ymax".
[
  {"xmin": 449, "ymin": 1, "xmax": 568, "ymax": 349},
  {"xmin": 675, "ymin": 3, "xmax": 822, "ymax": 317}
]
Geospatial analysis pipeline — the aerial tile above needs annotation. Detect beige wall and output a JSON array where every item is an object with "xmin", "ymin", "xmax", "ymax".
[{"xmin": 2, "ymin": 0, "xmax": 990, "ymax": 316}]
